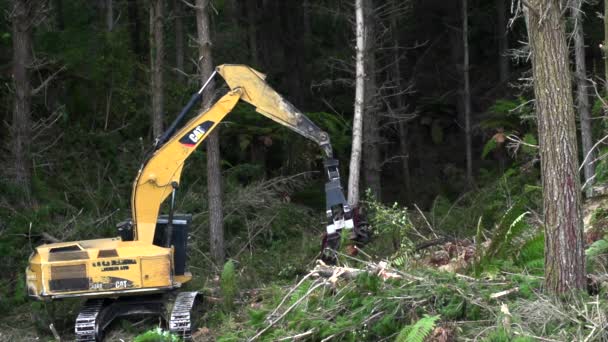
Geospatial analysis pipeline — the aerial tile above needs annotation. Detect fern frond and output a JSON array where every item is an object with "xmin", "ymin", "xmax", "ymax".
[
  {"xmin": 586, "ymin": 239, "xmax": 608, "ymax": 259},
  {"xmin": 395, "ymin": 314, "xmax": 440, "ymax": 342}
]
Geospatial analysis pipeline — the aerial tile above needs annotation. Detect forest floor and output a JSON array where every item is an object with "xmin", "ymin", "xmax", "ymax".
[{"xmin": 2, "ymin": 191, "xmax": 608, "ymax": 341}]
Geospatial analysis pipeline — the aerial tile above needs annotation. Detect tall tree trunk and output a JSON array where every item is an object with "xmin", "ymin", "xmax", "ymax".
[
  {"xmin": 390, "ymin": 0, "xmax": 411, "ymax": 202},
  {"xmin": 496, "ymin": 0, "xmax": 509, "ymax": 83},
  {"xmin": 347, "ymin": 0, "xmax": 366, "ymax": 207},
  {"xmin": 196, "ymin": 0, "xmax": 225, "ymax": 265},
  {"xmin": 362, "ymin": 0, "xmax": 381, "ymax": 200},
  {"xmin": 174, "ymin": 0, "xmax": 184, "ymax": 83},
  {"xmin": 149, "ymin": 0, "xmax": 164, "ymax": 138},
  {"xmin": 462, "ymin": 0, "xmax": 473, "ymax": 187},
  {"xmin": 106, "ymin": 0, "xmax": 113, "ymax": 31},
  {"xmin": 525, "ymin": 0, "xmax": 585, "ymax": 293},
  {"xmin": 247, "ymin": 0, "xmax": 259, "ymax": 67},
  {"xmin": 605, "ymin": 0, "xmax": 608, "ymax": 94},
  {"xmin": 226, "ymin": 0, "xmax": 239, "ymax": 27},
  {"xmin": 54, "ymin": 0, "xmax": 64, "ymax": 30},
  {"xmin": 572, "ymin": 0, "xmax": 594, "ymax": 196},
  {"xmin": 127, "ymin": 0, "xmax": 144, "ymax": 58},
  {"xmin": 10, "ymin": 0, "xmax": 33, "ymax": 202}
]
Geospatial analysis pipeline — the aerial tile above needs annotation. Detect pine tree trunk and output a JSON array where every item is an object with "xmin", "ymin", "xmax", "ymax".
[
  {"xmin": 10, "ymin": 0, "xmax": 33, "ymax": 202},
  {"xmin": 390, "ymin": 0, "xmax": 411, "ymax": 202},
  {"xmin": 347, "ymin": 0, "xmax": 366, "ymax": 207},
  {"xmin": 525, "ymin": 0, "xmax": 586, "ymax": 293},
  {"xmin": 362, "ymin": 0, "xmax": 381, "ymax": 200},
  {"xmin": 174, "ymin": 0, "xmax": 184, "ymax": 83},
  {"xmin": 127, "ymin": 0, "xmax": 143, "ymax": 58},
  {"xmin": 462, "ymin": 0, "xmax": 473, "ymax": 187},
  {"xmin": 196, "ymin": 0, "xmax": 225, "ymax": 265},
  {"xmin": 149, "ymin": 0, "xmax": 164, "ymax": 138},
  {"xmin": 605, "ymin": 0, "xmax": 608, "ymax": 94},
  {"xmin": 572, "ymin": 0, "xmax": 595, "ymax": 196},
  {"xmin": 247, "ymin": 0, "xmax": 259, "ymax": 67},
  {"xmin": 496, "ymin": 0, "xmax": 509, "ymax": 83},
  {"xmin": 106, "ymin": 0, "xmax": 113, "ymax": 31}
]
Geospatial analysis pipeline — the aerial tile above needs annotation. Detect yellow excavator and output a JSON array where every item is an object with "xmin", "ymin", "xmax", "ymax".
[{"xmin": 25, "ymin": 65, "xmax": 363, "ymax": 341}]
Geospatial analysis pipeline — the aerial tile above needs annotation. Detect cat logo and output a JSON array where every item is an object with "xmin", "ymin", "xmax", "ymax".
[{"xmin": 179, "ymin": 121, "xmax": 214, "ymax": 147}]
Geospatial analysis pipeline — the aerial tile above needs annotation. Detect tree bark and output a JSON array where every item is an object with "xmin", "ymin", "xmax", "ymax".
[
  {"xmin": 390, "ymin": 0, "xmax": 411, "ymax": 202},
  {"xmin": 247, "ymin": 0, "xmax": 259, "ymax": 67},
  {"xmin": 174, "ymin": 0, "xmax": 185, "ymax": 83},
  {"xmin": 496, "ymin": 0, "xmax": 509, "ymax": 83},
  {"xmin": 362, "ymin": 0, "xmax": 381, "ymax": 200},
  {"xmin": 572, "ymin": 0, "xmax": 594, "ymax": 196},
  {"xmin": 462, "ymin": 0, "xmax": 473, "ymax": 187},
  {"xmin": 196, "ymin": 0, "xmax": 225, "ymax": 265},
  {"xmin": 605, "ymin": 0, "xmax": 608, "ymax": 94},
  {"xmin": 54, "ymin": 0, "xmax": 64, "ymax": 30},
  {"xmin": 127, "ymin": 0, "xmax": 144, "ymax": 58},
  {"xmin": 149, "ymin": 0, "xmax": 164, "ymax": 138},
  {"xmin": 347, "ymin": 0, "xmax": 366, "ymax": 207},
  {"xmin": 106, "ymin": 0, "xmax": 113, "ymax": 31},
  {"xmin": 524, "ymin": 0, "xmax": 585, "ymax": 293},
  {"xmin": 10, "ymin": 0, "xmax": 34, "ymax": 202}
]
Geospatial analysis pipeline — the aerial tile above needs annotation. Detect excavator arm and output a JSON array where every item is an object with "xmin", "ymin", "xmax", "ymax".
[{"xmin": 130, "ymin": 64, "xmax": 355, "ymax": 257}]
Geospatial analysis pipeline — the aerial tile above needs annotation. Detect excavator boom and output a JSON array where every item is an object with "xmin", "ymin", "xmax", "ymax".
[{"xmin": 131, "ymin": 64, "xmax": 352, "ymax": 246}]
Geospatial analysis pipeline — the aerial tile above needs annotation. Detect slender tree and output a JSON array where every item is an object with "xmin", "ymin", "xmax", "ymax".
[
  {"xmin": 605, "ymin": 0, "xmax": 608, "ymax": 94},
  {"xmin": 389, "ymin": 0, "xmax": 411, "ymax": 201},
  {"xmin": 127, "ymin": 0, "xmax": 144, "ymax": 58},
  {"xmin": 174, "ymin": 0, "xmax": 185, "ymax": 83},
  {"xmin": 105, "ymin": 0, "xmax": 113, "ymax": 31},
  {"xmin": 496, "ymin": 0, "xmax": 509, "ymax": 83},
  {"xmin": 572, "ymin": 0, "xmax": 594, "ymax": 195},
  {"xmin": 462, "ymin": 0, "xmax": 473, "ymax": 187},
  {"xmin": 149, "ymin": 0, "xmax": 164, "ymax": 138},
  {"xmin": 9, "ymin": 0, "xmax": 34, "ymax": 202},
  {"xmin": 246, "ymin": 0, "xmax": 260, "ymax": 67},
  {"xmin": 347, "ymin": 0, "xmax": 366, "ymax": 207},
  {"xmin": 196, "ymin": 0, "xmax": 225, "ymax": 265},
  {"xmin": 524, "ymin": 0, "xmax": 585, "ymax": 293},
  {"xmin": 362, "ymin": 0, "xmax": 381, "ymax": 200}
]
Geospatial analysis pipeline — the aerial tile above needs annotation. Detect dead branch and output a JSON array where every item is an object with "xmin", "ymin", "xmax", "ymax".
[
  {"xmin": 41, "ymin": 232, "xmax": 61, "ymax": 243},
  {"xmin": 32, "ymin": 66, "xmax": 66, "ymax": 96},
  {"xmin": 249, "ymin": 280, "xmax": 325, "ymax": 341}
]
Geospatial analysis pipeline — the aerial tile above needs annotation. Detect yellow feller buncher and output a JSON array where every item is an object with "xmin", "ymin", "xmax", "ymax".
[{"xmin": 25, "ymin": 65, "xmax": 365, "ymax": 341}]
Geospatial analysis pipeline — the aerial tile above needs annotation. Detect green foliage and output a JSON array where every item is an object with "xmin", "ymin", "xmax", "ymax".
[
  {"xmin": 484, "ymin": 97, "xmax": 536, "ymax": 129},
  {"xmin": 485, "ymin": 205, "xmax": 530, "ymax": 259},
  {"xmin": 133, "ymin": 328, "xmax": 181, "ymax": 342},
  {"xmin": 221, "ymin": 260, "xmax": 238, "ymax": 312},
  {"xmin": 516, "ymin": 233, "xmax": 544, "ymax": 273},
  {"xmin": 482, "ymin": 138, "xmax": 497, "ymax": 159},
  {"xmin": 365, "ymin": 191, "xmax": 414, "ymax": 264},
  {"xmin": 586, "ymin": 237, "xmax": 608, "ymax": 272},
  {"xmin": 395, "ymin": 315, "xmax": 440, "ymax": 342}
]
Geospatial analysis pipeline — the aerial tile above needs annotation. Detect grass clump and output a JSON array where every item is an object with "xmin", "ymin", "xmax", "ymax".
[
  {"xmin": 220, "ymin": 260, "xmax": 238, "ymax": 312},
  {"xmin": 133, "ymin": 327, "xmax": 181, "ymax": 342}
]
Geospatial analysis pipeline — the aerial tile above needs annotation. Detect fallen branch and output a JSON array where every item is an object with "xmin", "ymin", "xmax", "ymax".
[
  {"xmin": 276, "ymin": 329, "xmax": 315, "ymax": 341},
  {"xmin": 490, "ymin": 287, "xmax": 519, "ymax": 299},
  {"xmin": 41, "ymin": 233, "xmax": 61, "ymax": 243},
  {"xmin": 249, "ymin": 280, "xmax": 325, "ymax": 341}
]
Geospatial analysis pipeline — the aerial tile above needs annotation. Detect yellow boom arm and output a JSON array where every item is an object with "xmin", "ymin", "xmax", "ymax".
[{"xmin": 130, "ymin": 65, "xmax": 349, "ymax": 245}]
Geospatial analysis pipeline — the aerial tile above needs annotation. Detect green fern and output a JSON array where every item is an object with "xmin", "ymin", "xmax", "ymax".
[
  {"xmin": 516, "ymin": 233, "xmax": 544, "ymax": 271},
  {"xmin": 586, "ymin": 238, "xmax": 608, "ymax": 272},
  {"xmin": 485, "ymin": 204, "xmax": 529, "ymax": 259},
  {"xmin": 586, "ymin": 238, "xmax": 608, "ymax": 259},
  {"xmin": 395, "ymin": 314, "xmax": 440, "ymax": 342}
]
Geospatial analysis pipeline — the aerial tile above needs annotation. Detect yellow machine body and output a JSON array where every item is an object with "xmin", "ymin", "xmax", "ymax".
[
  {"xmin": 26, "ymin": 65, "xmax": 335, "ymax": 300},
  {"xmin": 26, "ymin": 238, "xmax": 192, "ymax": 299}
]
